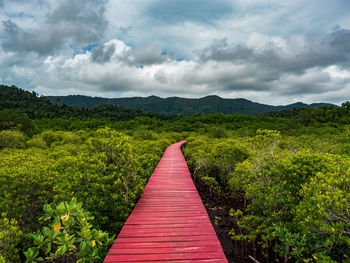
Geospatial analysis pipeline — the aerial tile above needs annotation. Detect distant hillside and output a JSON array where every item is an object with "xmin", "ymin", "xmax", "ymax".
[
  {"xmin": 47, "ymin": 94, "xmax": 336, "ymax": 115},
  {"xmin": 0, "ymin": 85, "xmax": 156, "ymax": 120}
]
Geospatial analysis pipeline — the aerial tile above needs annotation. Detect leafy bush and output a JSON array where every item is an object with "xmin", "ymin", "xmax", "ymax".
[
  {"xmin": 295, "ymin": 169, "xmax": 350, "ymax": 261},
  {"xmin": 0, "ymin": 130, "xmax": 26, "ymax": 149},
  {"xmin": 51, "ymin": 128, "xmax": 142, "ymax": 231},
  {"xmin": 0, "ymin": 148, "xmax": 58, "ymax": 231},
  {"xmin": 228, "ymin": 131, "xmax": 350, "ymax": 262},
  {"xmin": 210, "ymin": 139, "xmax": 251, "ymax": 187},
  {"xmin": 0, "ymin": 213, "xmax": 23, "ymax": 262},
  {"xmin": 1, "ymin": 102, "xmax": 349, "ymax": 263},
  {"xmin": 0, "ymin": 109, "xmax": 34, "ymax": 135},
  {"xmin": 209, "ymin": 126, "xmax": 227, "ymax": 138},
  {"xmin": 24, "ymin": 198, "xmax": 114, "ymax": 263},
  {"xmin": 184, "ymin": 137, "xmax": 250, "ymax": 198},
  {"xmin": 0, "ymin": 128, "xmax": 166, "ymax": 235},
  {"xmin": 185, "ymin": 129, "xmax": 349, "ymax": 262},
  {"xmin": 0, "ymin": 127, "xmax": 170, "ymax": 263}
]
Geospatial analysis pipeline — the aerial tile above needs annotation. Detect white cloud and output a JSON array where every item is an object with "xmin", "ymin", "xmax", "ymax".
[
  {"xmin": 1, "ymin": 0, "xmax": 350, "ymax": 105},
  {"xmin": 28, "ymin": 38, "xmax": 349, "ymax": 105},
  {"xmin": 324, "ymin": 65, "xmax": 350, "ymax": 80}
]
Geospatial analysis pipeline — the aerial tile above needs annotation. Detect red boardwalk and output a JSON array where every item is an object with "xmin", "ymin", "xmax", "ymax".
[{"xmin": 104, "ymin": 141, "xmax": 228, "ymax": 263}]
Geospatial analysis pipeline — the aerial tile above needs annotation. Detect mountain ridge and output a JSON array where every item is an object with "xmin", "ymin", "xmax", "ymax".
[
  {"xmin": 47, "ymin": 94, "xmax": 336, "ymax": 115},
  {"xmin": 0, "ymin": 85, "xmax": 162, "ymax": 120}
]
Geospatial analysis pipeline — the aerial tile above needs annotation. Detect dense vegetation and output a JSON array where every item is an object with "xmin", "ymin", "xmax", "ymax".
[
  {"xmin": 0, "ymin": 128, "xmax": 175, "ymax": 262},
  {"xmin": 184, "ymin": 129, "xmax": 350, "ymax": 262},
  {"xmin": 0, "ymin": 85, "xmax": 349, "ymax": 262},
  {"xmin": 0, "ymin": 85, "xmax": 166, "ymax": 121},
  {"xmin": 47, "ymin": 94, "xmax": 335, "ymax": 116}
]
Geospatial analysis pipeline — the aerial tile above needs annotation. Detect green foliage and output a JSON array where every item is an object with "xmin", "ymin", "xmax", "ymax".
[
  {"xmin": 24, "ymin": 198, "xmax": 114, "ymax": 263},
  {"xmin": 52, "ymin": 128, "xmax": 143, "ymax": 231},
  {"xmin": 184, "ymin": 136, "xmax": 250, "ymax": 200},
  {"xmin": 295, "ymin": 169, "xmax": 350, "ymax": 261},
  {"xmin": 210, "ymin": 139, "xmax": 251, "ymax": 185},
  {"xmin": 0, "ymin": 126, "xmax": 171, "ymax": 263},
  {"xmin": 0, "ymin": 147, "xmax": 58, "ymax": 230},
  {"xmin": 199, "ymin": 176, "xmax": 222, "ymax": 197},
  {"xmin": 133, "ymin": 129, "xmax": 155, "ymax": 140},
  {"xmin": 0, "ymin": 130, "xmax": 27, "ymax": 149},
  {"xmin": 1, "ymin": 84, "xmax": 350, "ymax": 262},
  {"xmin": 185, "ymin": 129, "xmax": 350, "ymax": 262},
  {"xmin": 0, "ymin": 85, "xmax": 170, "ymax": 121},
  {"xmin": 0, "ymin": 128, "xmax": 167, "ymax": 234},
  {"xmin": 46, "ymin": 93, "xmax": 339, "ymax": 116},
  {"xmin": 253, "ymin": 129, "xmax": 280, "ymax": 148},
  {"xmin": 0, "ymin": 213, "xmax": 23, "ymax": 262},
  {"xmin": 208, "ymin": 126, "xmax": 227, "ymax": 138},
  {"xmin": 228, "ymin": 132, "xmax": 350, "ymax": 262},
  {"xmin": 0, "ymin": 109, "xmax": 34, "ymax": 135}
]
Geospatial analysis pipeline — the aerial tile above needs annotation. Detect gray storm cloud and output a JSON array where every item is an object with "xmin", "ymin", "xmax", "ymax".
[
  {"xmin": 196, "ymin": 28, "xmax": 350, "ymax": 71},
  {"xmin": 91, "ymin": 43, "xmax": 116, "ymax": 64},
  {"xmin": 130, "ymin": 44, "xmax": 168, "ymax": 66},
  {"xmin": 90, "ymin": 42, "xmax": 174, "ymax": 66},
  {"xmin": 1, "ymin": 0, "xmax": 107, "ymax": 54},
  {"xmin": 190, "ymin": 28, "xmax": 350, "ymax": 96},
  {"xmin": 1, "ymin": 0, "xmax": 350, "ymax": 105}
]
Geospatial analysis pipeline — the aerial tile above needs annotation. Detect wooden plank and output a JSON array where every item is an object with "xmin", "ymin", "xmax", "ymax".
[
  {"xmin": 103, "ymin": 141, "xmax": 228, "ymax": 262},
  {"xmin": 111, "ymin": 240, "xmax": 221, "ymax": 249},
  {"xmin": 108, "ymin": 245, "xmax": 223, "ymax": 255},
  {"xmin": 114, "ymin": 235, "xmax": 218, "ymax": 243},
  {"xmin": 104, "ymin": 252, "xmax": 226, "ymax": 262},
  {"xmin": 120, "ymin": 227, "xmax": 214, "ymax": 233},
  {"xmin": 123, "ymin": 223, "xmax": 214, "ymax": 229},
  {"xmin": 110, "ymin": 260, "xmax": 227, "ymax": 263},
  {"xmin": 124, "ymin": 219, "xmax": 210, "ymax": 224},
  {"xmin": 118, "ymin": 230, "xmax": 216, "ymax": 238}
]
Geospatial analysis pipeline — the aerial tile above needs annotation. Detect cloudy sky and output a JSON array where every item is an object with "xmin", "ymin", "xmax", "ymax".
[{"xmin": 1, "ymin": 0, "xmax": 350, "ymax": 105}]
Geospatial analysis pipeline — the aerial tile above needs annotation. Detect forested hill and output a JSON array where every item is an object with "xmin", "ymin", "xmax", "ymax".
[
  {"xmin": 47, "ymin": 94, "xmax": 335, "ymax": 115},
  {"xmin": 0, "ymin": 85, "xmax": 160, "ymax": 120}
]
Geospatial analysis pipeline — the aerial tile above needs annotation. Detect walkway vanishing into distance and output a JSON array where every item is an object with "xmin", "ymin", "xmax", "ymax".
[{"xmin": 104, "ymin": 140, "xmax": 227, "ymax": 263}]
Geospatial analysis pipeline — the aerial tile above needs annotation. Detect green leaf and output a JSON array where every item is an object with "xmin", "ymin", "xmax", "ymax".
[
  {"xmin": 43, "ymin": 204, "xmax": 50, "ymax": 213},
  {"xmin": 69, "ymin": 197, "xmax": 77, "ymax": 209},
  {"xmin": 42, "ymin": 227, "xmax": 50, "ymax": 237},
  {"xmin": 55, "ymin": 203, "xmax": 65, "ymax": 216},
  {"xmin": 80, "ymin": 241, "xmax": 87, "ymax": 252},
  {"xmin": 92, "ymin": 247, "xmax": 99, "ymax": 257},
  {"xmin": 44, "ymin": 243, "xmax": 51, "ymax": 255},
  {"xmin": 24, "ymin": 247, "xmax": 34, "ymax": 261},
  {"xmin": 55, "ymin": 245, "xmax": 67, "ymax": 257}
]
